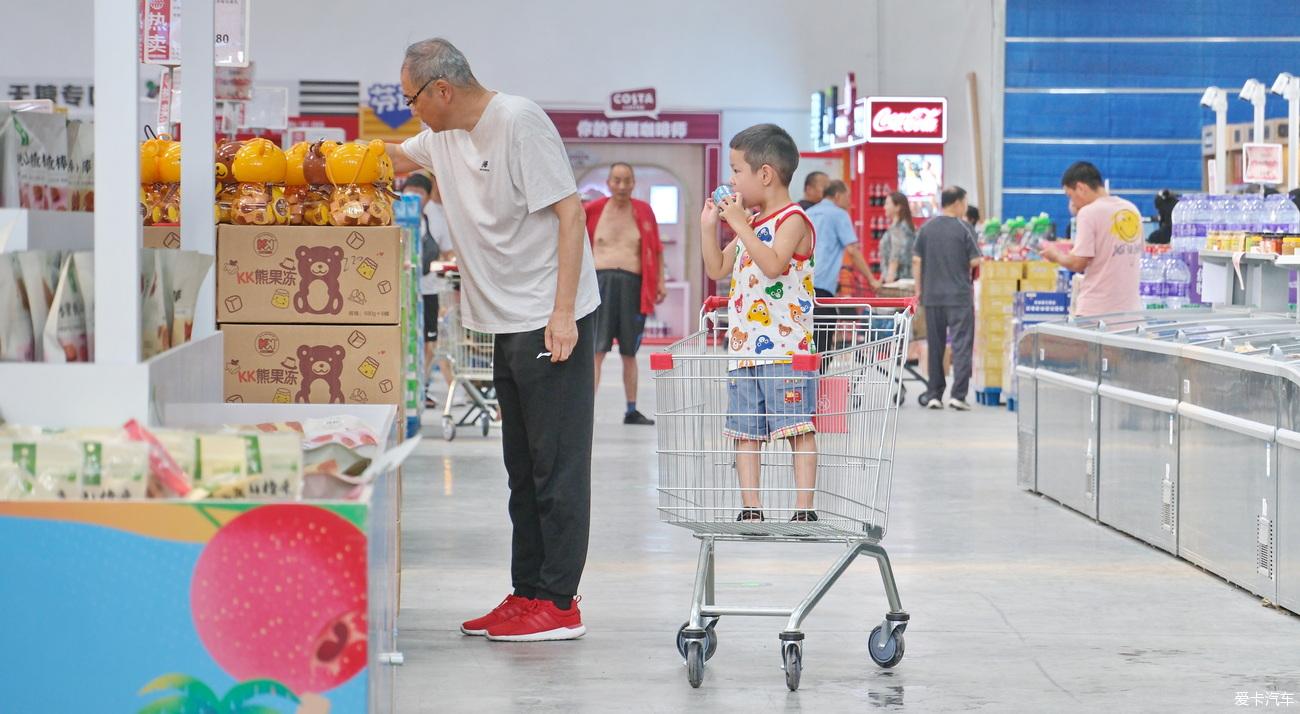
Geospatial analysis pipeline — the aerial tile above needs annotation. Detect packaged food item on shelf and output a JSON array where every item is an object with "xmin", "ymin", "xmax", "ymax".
[
  {"xmin": 160, "ymin": 250, "xmax": 215, "ymax": 346},
  {"xmin": 41, "ymin": 254, "xmax": 89, "ymax": 362},
  {"xmin": 324, "ymin": 139, "xmax": 393, "ymax": 226},
  {"xmin": 15, "ymin": 250, "xmax": 61, "ymax": 361},
  {"xmin": 157, "ymin": 138, "xmax": 182, "ymax": 223},
  {"xmin": 240, "ymin": 415, "xmax": 379, "ymax": 500},
  {"xmin": 140, "ymin": 135, "xmax": 168, "ymax": 225},
  {"xmin": 124, "ymin": 419, "xmax": 194, "ymax": 497},
  {"xmin": 11, "ymin": 111, "xmax": 71, "ymax": 211},
  {"xmin": 214, "ymin": 138, "xmax": 243, "ymax": 223},
  {"xmin": 230, "ymin": 138, "xmax": 290, "ymax": 226},
  {"xmin": 72, "ymin": 252, "xmax": 94, "ymax": 360},
  {"xmin": 0, "ymin": 253, "xmax": 35, "ymax": 361},
  {"xmin": 284, "ymin": 141, "xmax": 331, "ymax": 226},
  {"xmin": 140, "ymin": 249, "xmax": 172, "ymax": 358},
  {"xmin": 67, "ymin": 119, "xmax": 94, "ymax": 212}
]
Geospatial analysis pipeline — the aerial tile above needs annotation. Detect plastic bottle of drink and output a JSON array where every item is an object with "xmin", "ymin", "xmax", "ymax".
[
  {"xmin": 1242, "ymin": 194, "xmax": 1267, "ymax": 233},
  {"xmin": 1139, "ymin": 246, "xmax": 1164, "ymax": 309},
  {"xmin": 1163, "ymin": 249, "xmax": 1191, "ymax": 310},
  {"xmin": 1170, "ymin": 195, "xmax": 1190, "ymax": 251},
  {"xmin": 1208, "ymin": 195, "xmax": 1233, "ymax": 232}
]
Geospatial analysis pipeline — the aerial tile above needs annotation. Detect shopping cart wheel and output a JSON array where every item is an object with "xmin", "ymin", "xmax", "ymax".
[
  {"xmin": 917, "ymin": 392, "xmax": 930, "ymax": 407},
  {"xmin": 480, "ymin": 413, "xmax": 492, "ymax": 437},
  {"xmin": 442, "ymin": 416, "xmax": 456, "ymax": 441},
  {"xmin": 781, "ymin": 641, "xmax": 802, "ymax": 691},
  {"xmin": 685, "ymin": 640, "xmax": 705, "ymax": 688},
  {"xmin": 675, "ymin": 621, "xmax": 718, "ymax": 661},
  {"xmin": 896, "ymin": 383, "xmax": 907, "ymax": 406},
  {"xmin": 868, "ymin": 625, "xmax": 905, "ymax": 668}
]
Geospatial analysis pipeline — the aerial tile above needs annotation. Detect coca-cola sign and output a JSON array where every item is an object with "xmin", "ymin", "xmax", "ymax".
[
  {"xmin": 607, "ymin": 88, "xmax": 658, "ymax": 119},
  {"xmin": 866, "ymin": 97, "xmax": 947, "ymax": 144}
]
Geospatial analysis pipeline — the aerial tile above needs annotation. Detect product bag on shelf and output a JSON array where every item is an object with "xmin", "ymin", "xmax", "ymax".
[
  {"xmin": 10, "ymin": 111, "xmax": 70, "ymax": 211},
  {"xmin": 66, "ymin": 120, "xmax": 94, "ymax": 212},
  {"xmin": 157, "ymin": 249, "xmax": 214, "ymax": 346},
  {"xmin": 0, "ymin": 253, "xmax": 35, "ymax": 361},
  {"xmin": 72, "ymin": 251, "xmax": 94, "ymax": 360},
  {"xmin": 41, "ymin": 254, "xmax": 89, "ymax": 362},
  {"xmin": 15, "ymin": 250, "xmax": 61, "ymax": 361},
  {"xmin": 0, "ymin": 108, "xmax": 15, "ymax": 208},
  {"xmin": 140, "ymin": 249, "xmax": 171, "ymax": 358}
]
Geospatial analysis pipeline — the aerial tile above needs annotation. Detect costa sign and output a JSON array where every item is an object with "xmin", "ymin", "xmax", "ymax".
[
  {"xmin": 607, "ymin": 87, "xmax": 658, "ymax": 119},
  {"xmin": 866, "ymin": 97, "xmax": 947, "ymax": 144}
]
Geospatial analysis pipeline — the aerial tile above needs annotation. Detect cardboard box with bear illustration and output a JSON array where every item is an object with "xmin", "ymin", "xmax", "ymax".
[
  {"xmin": 221, "ymin": 323, "xmax": 403, "ymax": 405},
  {"xmin": 143, "ymin": 226, "xmax": 182, "ymax": 249},
  {"xmin": 216, "ymin": 225, "xmax": 403, "ymax": 325}
]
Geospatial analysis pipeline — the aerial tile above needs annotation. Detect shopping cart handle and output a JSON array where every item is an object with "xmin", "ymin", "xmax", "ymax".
[
  {"xmin": 702, "ymin": 296, "xmax": 730, "ymax": 311},
  {"xmin": 816, "ymin": 296, "xmax": 917, "ymax": 311},
  {"xmin": 703, "ymin": 295, "xmax": 917, "ymax": 311}
]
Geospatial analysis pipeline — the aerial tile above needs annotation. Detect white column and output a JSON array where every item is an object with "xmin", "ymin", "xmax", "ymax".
[
  {"xmin": 93, "ymin": 1, "xmax": 141, "ymax": 363},
  {"xmin": 181, "ymin": 0, "xmax": 217, "ymax": 338}
]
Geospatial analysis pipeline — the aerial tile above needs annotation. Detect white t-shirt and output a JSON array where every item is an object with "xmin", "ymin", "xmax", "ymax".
[
  {"xmin": 401, "ymin": 93, "xmax": 600, "ymax": 333},
  {"xmin": 419, "ymin": 202, "xmax": 452, "ymax": 296}
]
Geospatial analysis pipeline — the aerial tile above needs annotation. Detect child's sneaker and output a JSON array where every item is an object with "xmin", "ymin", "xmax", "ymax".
[
  {"xmin": 486, "ymin": 597, "xmax": 586, "ymax": 642},
  {"xmin": 460, "ymin": 594, "xmax": 534, "ymax": 636}
]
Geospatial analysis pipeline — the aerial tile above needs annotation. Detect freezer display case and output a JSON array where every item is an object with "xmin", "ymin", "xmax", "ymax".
[{"xmin": 1019, "ymin": 309, "xmax": 1300, "ymax": 613}]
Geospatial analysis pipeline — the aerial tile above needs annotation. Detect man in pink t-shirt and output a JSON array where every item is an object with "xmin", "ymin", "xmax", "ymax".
[{"xmin": 1041, "ymin": 162, "xmax": 1143, "ymax": 317}]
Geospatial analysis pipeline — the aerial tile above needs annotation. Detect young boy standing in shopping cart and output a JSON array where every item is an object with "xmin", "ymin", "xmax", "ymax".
[{"xmin": 700, "ymin": 124, "xmax": 819, "ymax": 524}]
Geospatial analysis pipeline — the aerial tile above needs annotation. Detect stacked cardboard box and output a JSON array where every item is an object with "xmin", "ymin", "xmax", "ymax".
[
  {"xmin": 216, "ymin": 225, "xmax": 406, "ymax": 405},
  {"xmin": 976, "ymin": 261, "xmax": 1065, "ymax": 390},
  {"xmin": 975, "ymin": 260, "xmax": 1021, "ymax": 390}
]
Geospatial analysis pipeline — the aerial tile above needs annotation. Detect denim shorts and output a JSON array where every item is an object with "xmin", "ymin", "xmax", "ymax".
[{"xmin": 724, "ymin": 363, "xmax": 817, "ymax": 441}]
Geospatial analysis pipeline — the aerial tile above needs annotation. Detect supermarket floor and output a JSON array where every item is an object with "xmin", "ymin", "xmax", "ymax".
[{"xmin": 394, "ymin": 360, "xmax": 1300, "ymax": 712}]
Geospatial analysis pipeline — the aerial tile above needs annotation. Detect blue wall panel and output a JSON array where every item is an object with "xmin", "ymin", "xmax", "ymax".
[
  {"xmin": 1007, "ymin": 0, "xmax": 1300, "ymax": 38},
  {"xmin": 1000, "ymin": 1, "xmax": 1300, "ymax": 224},
  {"xmin": 1005, "ymin": 93, "xmax": 1204, "ymax": 139},
  {"xmin": 1003, "ymin": 143, "xmax": 1203, "ymax": 191},
  {"xmin": 1007, "ymin": 42, "xmax": 1300, "ymax": 90}
]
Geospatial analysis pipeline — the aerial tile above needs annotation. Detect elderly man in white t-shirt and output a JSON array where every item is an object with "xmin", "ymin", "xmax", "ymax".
[{"xmin": 389, "ymin": 38, "xmax": 601, "ymax": 643}]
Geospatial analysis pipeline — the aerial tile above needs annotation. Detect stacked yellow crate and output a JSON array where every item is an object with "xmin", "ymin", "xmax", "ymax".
[{"xmin": 976, "ymin": 260, "xmax": 1022, "ymax": 390}]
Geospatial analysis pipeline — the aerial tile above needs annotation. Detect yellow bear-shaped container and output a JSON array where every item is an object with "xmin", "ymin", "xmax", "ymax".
[
  {"xmin": 323, "ymin": 139, "xmax": 393, "ymax": 226},
  {"xmin": 284, "ymin": 141, "xmax": 331, "ymax": 226},
  {"xmin": 231, "ymin": 138, "xmax": 290, "ymax": 226},
  {"xmin": 140, "ymin": 137, "xmax": 167, "ymax": 225},
  {"xmin": 214, "ymin": 139, "xmax": 243, "ymax": 223},
  {"xmin": 156, "ymin": 141, "xmax": 182, "ymax": 224}
]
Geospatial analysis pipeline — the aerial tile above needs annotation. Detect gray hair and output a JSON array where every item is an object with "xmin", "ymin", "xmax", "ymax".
[{"xmin": 403, "ymin": 38, "xmax": 478, "ymax": 88}]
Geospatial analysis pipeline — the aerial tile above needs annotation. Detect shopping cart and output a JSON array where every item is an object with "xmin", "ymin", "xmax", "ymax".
[
  {"xmin": 651, "ymin": 295, "xmax": 914, "ymax": 691},
  {"xmin": 436, "ymin": 266, "xmax": 498, "ymax": 441}
]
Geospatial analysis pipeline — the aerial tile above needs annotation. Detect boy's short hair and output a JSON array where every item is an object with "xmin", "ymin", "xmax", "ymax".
[
  {"xmin": 823, "ymin": 180, "xmax": 848, "ymax": 199},
  {"xmin": 730, "ymin": 124, "xmax": 799, "ymax": 188},
  {"xmin": 1061, "ymin": 161, "xmax": 1104, "ymax": 190},
  {"xmin": 940, "ymin": 185, "xmax": 967, "ymax": 208}
]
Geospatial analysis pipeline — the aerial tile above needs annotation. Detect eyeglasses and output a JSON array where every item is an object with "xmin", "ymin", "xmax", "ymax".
[{"xmin": 404, "ymin": 75, "xmax": 444, "ymax": 107}]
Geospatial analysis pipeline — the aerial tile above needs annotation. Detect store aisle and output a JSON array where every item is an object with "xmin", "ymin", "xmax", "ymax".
[{"xmin": 395, "ymin": 360, "xmax": 1300, "ymax": 712}]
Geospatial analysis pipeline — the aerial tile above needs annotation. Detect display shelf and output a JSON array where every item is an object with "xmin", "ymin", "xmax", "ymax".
[
  {"xmin": 1199, "ymin": 250, "xmax": 1278, "ymax": 264},
  {"xmin": 0, "ymin": 333, "xmax": 223, "ymax": 427},
  {"xmin": 1275, "ymin": 255, "xmax": 1300, "ymax": 268},
  {"xmin": 0, "ymin": 208, "xmax": 94, "ymax": 252}
]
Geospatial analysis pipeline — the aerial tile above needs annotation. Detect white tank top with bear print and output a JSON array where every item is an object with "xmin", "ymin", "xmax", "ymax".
[{"xmin": 726, "ymin": 203, "xmax": 817, "ymax": 370}]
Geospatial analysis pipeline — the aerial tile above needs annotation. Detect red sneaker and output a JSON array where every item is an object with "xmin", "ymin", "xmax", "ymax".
[
  {"xmin": 460, "ymin": 594, "xmax": 535, "ymax": 636},
  {"xmin": 485, "ymin": 597, "xmax": 586, "ymax": 642}
]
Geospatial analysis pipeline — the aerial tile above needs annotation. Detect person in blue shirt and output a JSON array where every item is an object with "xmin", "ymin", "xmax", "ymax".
[{"xmin": 807, "ymin": 180, "xmax": 878, "ymax": 353}]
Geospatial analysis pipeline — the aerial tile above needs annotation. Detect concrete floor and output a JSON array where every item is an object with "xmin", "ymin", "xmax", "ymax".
[{"xmin": 394, "ymin": 360, "xmax": 1300, "ymax": 712}]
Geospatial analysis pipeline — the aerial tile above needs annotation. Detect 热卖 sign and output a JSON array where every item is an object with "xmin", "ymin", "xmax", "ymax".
[
  {"xmin": 607, "ymin": 88, "xmax": 658, "ymax": 119},
  {"xmin": 1243, "ymin": 142, "xmax": 1284, "ymax": 185},
  {"xmin": 866, "ymin": 97, "xmax": 947, "ymax": 144}
]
